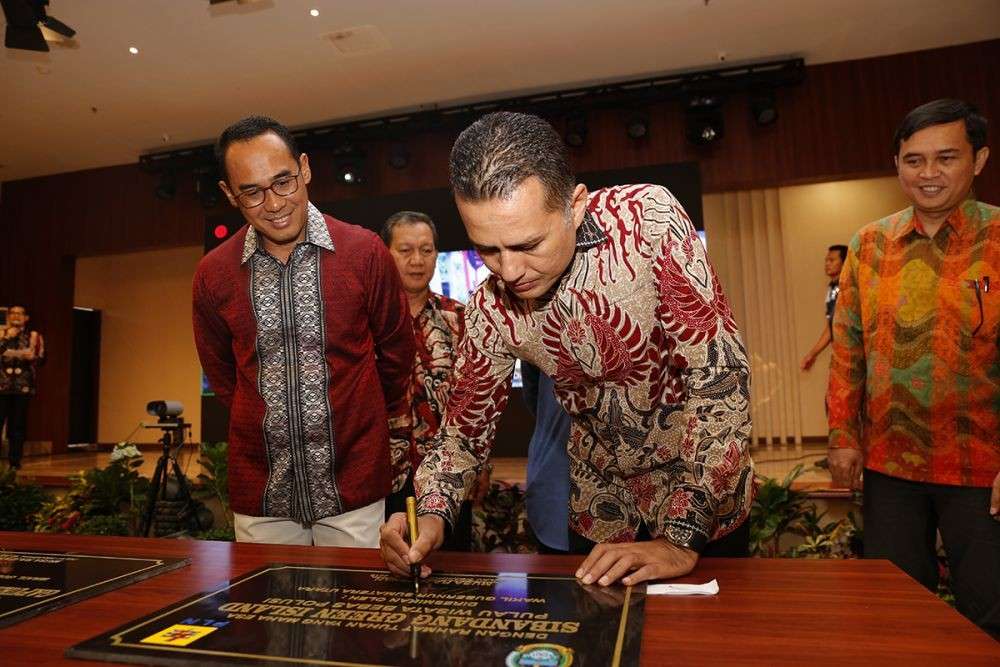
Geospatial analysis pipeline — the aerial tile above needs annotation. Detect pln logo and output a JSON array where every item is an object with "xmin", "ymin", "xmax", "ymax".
[
  {"xmin": 505, "ymin": 643, "xmax": 574, "ymax": 667},
  {"xmin": 139, "ymin": 618, "xmax": 229, "ymax": 647}
]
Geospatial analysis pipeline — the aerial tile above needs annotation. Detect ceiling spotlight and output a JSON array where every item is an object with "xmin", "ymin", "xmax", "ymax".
[
  {"xmin": 388, "ymin": 143, "xmax": 409, "ymax": 170},
  {"xmin": 626, "ymin": 114, "xmax": 649, "ymax": 140},
  {"xmin": 154, "ymin": 170, "xmax": 177, "ymax": 200},
  {"xmin": 336, "ymin": 162, "xmax": 364, "ymax": 186},
  {"xmin": 2, "ymin": 0, "xmax": 76, "ymax": 52},
  {"xmin": 310, "ymin": 8, "xmax": 319, "ymax": 17},
  {"xmin": 750, "ymin": 90, "xmax": 778, "ymax": 126},
  {"xmin": 563, "ymin": 113, "xmax": 588, "ymax": 148},
  {"xmin": 684, "ymin": 95, "xmax": 725, "ymax": 146},
  {"xmin": 128, "ymin": 46, "xmax": 139, "ymax": 55}
]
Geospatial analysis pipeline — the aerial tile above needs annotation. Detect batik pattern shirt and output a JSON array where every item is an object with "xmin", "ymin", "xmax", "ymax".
[
  {"xmin": 241, "ymin": 203, "xmax": 344, "ymax": 522},
  {"xmin": 416, "ymin": 185, "xmax": 753, "ymax": 552},
  {"xmin": 0, "ymin": 329, "xmax": 43, "ymax": 395},
  {"xmin": 828, "ymin": 199, "xmax": 1000, "ymax": 488},
  {"xmin": 390, "ymin": 293, "xmax": 465, "ymax": 490}
]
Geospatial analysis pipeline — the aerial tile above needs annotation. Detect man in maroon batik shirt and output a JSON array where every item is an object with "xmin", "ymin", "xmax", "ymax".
[
  {"xmin": 380, "ymin": 210, "xmax": 484, "ymax": 551},
  {"xmin": 193, "ymin": 116, "xmax": 414, "ymax": 547}
]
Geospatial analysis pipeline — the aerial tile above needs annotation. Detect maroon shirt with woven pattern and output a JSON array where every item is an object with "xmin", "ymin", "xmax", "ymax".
[{"xmin": 193, "ymin": 213, "xmax": 415, "ymax": 518}]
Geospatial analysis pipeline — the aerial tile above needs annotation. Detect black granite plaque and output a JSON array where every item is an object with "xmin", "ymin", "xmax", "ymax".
[
  {"xmin": 0, "ymin": 548, "xmax": 189, "ymax": 628},
  {"xmin": 67, "ymin": 565, "xmax": 645, "ymax": 666}
]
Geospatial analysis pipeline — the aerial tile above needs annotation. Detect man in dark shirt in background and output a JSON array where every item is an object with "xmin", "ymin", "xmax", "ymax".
[{"xmin": 800, "ymin": 244, "xmax": 847, "ymax": 372}]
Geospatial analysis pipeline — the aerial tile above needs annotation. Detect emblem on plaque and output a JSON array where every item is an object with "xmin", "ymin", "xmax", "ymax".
[{"xmin": 505, "ymin": 642, "xmax": 574, "ymax": 667}]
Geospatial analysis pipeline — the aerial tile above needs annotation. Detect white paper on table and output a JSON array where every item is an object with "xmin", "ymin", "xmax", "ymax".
[{"xmin": 646, "ymin": 578, "xmax": 719, "ymax": 596}]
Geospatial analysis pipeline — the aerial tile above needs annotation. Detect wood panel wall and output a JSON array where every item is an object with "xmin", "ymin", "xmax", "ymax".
[{"xmin": 2, "ymin": 40, "xmax": 998, "ymax": 452}]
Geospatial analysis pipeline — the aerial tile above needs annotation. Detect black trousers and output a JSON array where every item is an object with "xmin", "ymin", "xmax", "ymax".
[
  {"xmin": 864, "ymin": 469, "xmax": 1000, "ymax": 638},
  {"xmin": 0, "ymin": 394, "xmax": 30, "ymax": 468},
  {"xmin": 385, "ymin": 473, "xmax": 474, "ymax": 552},
  {"xmin": 544, "ymin": 517, "xmax": 750, "ymax": 558}
]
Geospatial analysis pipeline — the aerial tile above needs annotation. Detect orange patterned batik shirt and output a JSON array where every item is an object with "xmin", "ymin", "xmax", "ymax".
[{"xmin": 828, "ymin": 199, "xmax": 1000, "ymax": 487}]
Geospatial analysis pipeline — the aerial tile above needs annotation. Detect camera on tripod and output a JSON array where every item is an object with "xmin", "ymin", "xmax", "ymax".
[
  {"xmin": 146, "ymin": 400, "xmax": 184, "ymax": 421},
  {"xmin": 138, "ymin": 400, "xmax": 214, "ymax": 537}
]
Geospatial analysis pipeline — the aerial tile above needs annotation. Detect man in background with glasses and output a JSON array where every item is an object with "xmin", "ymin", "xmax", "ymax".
[
  {"xmin": 828, "ymin": 99, "xmax": 999, "ymax": 637},
  {"xmin": 193, "ymin": 116, "xmax": 414, "ymax": 547},
  {"xmin": 380, "ymin": 210, "xmax": 489, "ymax": 552}
]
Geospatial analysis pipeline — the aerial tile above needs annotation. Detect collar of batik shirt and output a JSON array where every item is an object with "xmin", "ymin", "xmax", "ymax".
[
  {"xmin": 575, "ymin": 210, "xmax": 607, "ymax": 250},
  {"xmin": 240, "ymin": 201, "xmax": 336, "ymax": 264},
  {"xmin": 894, "ymin": 197, "xmax": 981, "ymax": 243},
  {"xmin": 420, "ymin": 292, "xmax": 443, "ymax": 316}
]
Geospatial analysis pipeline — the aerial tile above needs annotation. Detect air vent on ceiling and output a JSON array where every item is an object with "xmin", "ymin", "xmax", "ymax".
[{"xmin": 323, "ymin": 25, "xmax": 390, "ymax": 56}]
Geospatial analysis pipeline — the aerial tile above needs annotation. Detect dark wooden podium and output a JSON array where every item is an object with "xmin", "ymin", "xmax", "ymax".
[{"xmin": 0, "ymin": 532, "xmax": 996, "ymax": 665}]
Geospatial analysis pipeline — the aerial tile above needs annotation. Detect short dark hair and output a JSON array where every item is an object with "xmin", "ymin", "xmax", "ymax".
[
  {"xmin": 449, "ymin": 111, "xmax": 575, "ymax": 212},
  {"xmin": 381, "ymin": 211, "xmax": 439, "ymax": 247},
  {"xmin": 828, "ymin": 245, "xmax": 848, "ymax": 262},
  {"xmin": 215, "ymin": 115, "xmax": 300, "ymax": 182},
  {"xmin": 893, "ymin": 99, "xmax": 988, "ymax": 155}
]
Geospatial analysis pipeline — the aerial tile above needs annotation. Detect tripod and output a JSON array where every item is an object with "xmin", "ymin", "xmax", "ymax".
[{"xmin": 139, "ymin": 417, "xmax": 194, "ymax": 537}]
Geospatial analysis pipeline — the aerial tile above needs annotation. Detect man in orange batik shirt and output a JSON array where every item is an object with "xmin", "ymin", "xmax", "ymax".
[{"xmin": 828, "ymin": 99, "xmax": 999, "ymax": 638}]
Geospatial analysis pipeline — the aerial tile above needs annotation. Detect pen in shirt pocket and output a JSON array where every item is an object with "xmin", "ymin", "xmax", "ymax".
[
  {"xmin": 967, "ymin": 276, "xmax": 991, "ymax": 293},
  {"xmin": 967, "ymin": 277, "xmax": 988, "ymax": 336}
]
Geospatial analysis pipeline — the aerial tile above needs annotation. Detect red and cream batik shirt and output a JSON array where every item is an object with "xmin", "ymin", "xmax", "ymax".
[
  {"xmin": 416, "ymin": 185, "xmax": 753, "ymax": 552},
  {"xmin": 390, "ymin": 293, "xmax": 465, "ymax": 490}
]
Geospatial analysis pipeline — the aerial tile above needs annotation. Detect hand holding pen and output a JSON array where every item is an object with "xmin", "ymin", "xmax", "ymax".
[{"xmin": 379, "ymin": 502, "xmax": 446, "ymax": 581}]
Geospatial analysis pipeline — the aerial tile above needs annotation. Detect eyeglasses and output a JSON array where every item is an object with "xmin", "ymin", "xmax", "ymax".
[{"xmin": 234, "ymin": 172, "xmax": 301, "ymax": 208}]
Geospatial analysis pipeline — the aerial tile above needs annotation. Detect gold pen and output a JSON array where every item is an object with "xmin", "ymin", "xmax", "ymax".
[{"xmin": 405, "ymin": 496, "xmax": 420, "ymax": 594}]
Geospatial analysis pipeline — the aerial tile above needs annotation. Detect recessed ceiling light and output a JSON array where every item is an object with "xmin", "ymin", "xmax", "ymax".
[
  {"xmin": 129, "ymin": 46, "xmax": 139, "ymax": 55},
  {"xmin": 310, "ymin": 9, "xmax": 319, "ymax": 17}
]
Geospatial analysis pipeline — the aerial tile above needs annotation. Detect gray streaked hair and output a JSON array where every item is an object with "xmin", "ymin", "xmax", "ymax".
[
  {"xmin": 449, "ymin": 111, "xmax": 575, "ymax": 212},
  {"xmin": 380, "ymin": 210, "xmax": 439, "ymax": 247}
]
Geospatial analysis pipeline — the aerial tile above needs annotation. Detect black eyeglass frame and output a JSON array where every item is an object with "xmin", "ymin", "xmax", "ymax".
[{"xmin": 233, "ymin": 171, "xmax": 302, "ymax": 209}]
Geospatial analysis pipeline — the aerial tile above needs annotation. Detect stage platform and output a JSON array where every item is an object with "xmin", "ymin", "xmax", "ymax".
[{"xmin": 11, "ymin": 444, "xmax": 205, "ymax": 488}]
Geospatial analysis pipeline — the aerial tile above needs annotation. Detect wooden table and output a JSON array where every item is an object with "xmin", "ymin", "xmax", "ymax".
[{"xmin": 0, "ymin": 532, "xmax": 995, "ymax": 665}]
